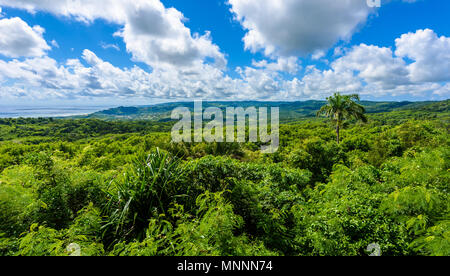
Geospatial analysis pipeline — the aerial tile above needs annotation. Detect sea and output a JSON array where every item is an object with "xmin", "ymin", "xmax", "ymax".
[{"xmin": 0, "ymin": 105, "xmax": 112, "ymax": 118}]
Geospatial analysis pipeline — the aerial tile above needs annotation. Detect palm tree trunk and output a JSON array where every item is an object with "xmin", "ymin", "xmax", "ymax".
[{"xmin": 336, "ymin": 124, "xmax": 340, "ymax": 144}]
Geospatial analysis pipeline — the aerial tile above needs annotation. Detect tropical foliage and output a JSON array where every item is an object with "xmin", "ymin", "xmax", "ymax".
[
  {"xmin": 0, "ymin": 100, "xmax": 448, "ymax": 256},
  {"xmin": 317, "ymin": 93, "xmax": 367, "ymax": 143}
]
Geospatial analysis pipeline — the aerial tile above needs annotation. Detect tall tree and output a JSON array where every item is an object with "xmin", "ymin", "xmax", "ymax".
[{"xmin": 317, "ymin": 93, "xmax": 367, "ymax": 144}]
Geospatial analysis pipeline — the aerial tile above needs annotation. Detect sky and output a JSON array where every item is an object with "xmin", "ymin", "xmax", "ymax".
[{"xmin": 0, "ymin": 0, "xmax": 449, "ymax": 107}]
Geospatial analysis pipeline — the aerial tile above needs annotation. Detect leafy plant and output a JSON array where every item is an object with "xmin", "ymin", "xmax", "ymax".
[{"xmin": 103, "ymin": 148, "xmax": 187, "ymax": 242}]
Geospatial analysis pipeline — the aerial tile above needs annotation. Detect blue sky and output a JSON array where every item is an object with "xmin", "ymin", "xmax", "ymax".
[{"xmin": 0, "ymin": 0, "xmax": 448, "ymax": 106}]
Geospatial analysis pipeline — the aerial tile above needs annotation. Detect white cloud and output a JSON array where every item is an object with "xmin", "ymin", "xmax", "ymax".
[
  {"xmin": 433, "ymin": 83, "xmax": 450, "ymax": 97},
  {"xmin": 117, "ymin": 3, "xmax": 226, "ymax": 70},
  {"xmin": 295, "ymin": 30, "xmax": 450, "ymax": 99},
  {"xmin": 0, "ymin": 49, "xmax": 239, "ymax": 100},
  {"xmin": 0, "ymin": 0, "xmax": 127, "ymax": 23},
  {"xmin": 332, "ymin": 44, "xmax": 410, "ymax": 89},
  {"xmin": 0, "ymin": 17, "xmax": 50, "ymax": 58},
  {"xmin": 0, "ymin": 0, "xmax": 447, "ymax": 102},
  {"xmin": 236, "ymin": 66, "xmax": 284, "ymax": 99},
  {"xmin": 0, "ymin": 0, "xmax": 232, "ymax": 102},
  {"xmin": 0, "ymin": 0, "xmax": 226, "ymax": 70},
  {"xmin": 252, "ymin": 56, "xmax": 300, "ymax": 74},
  {"xmin": 395, "ymin": 29, "xmax": 450, "ymax": 83},
  {"xmin": 228, "ymin": 0, "xmax": 372, "ymax": 57},
  {"xmin": 311, "ymin": 50, "xmax": 326, "ymax": 61},
  {"xmin": 297, "ymin": 66, "xmax": 364, "ymax": 98},
  {"xmin": 51, "ymin": 40, "xmax": 59, "ymax": 48},
  {"xmin": 333, "ymin": 47, "xmax": 345, "ymax": 57},
  {"xmin": 1, "ymin": 28, "xmax": 449, "ymax": 102}
]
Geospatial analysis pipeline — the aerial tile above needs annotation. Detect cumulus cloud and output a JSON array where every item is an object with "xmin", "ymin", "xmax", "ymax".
[
  {"xmin": 236, "ymin": 66, "xmax": 284, "ymax": 98},
  {"xmin": 0, "ymin": 49, "xmax": 239, "ymax": 100},
  {"xmin": 115, "ymin": 1, "xmax": 226, "ymax": 69},
  {"xmin": 0, "ymin": 0, "xmax": 226, "ymax": 69},
  {"xmin": 0, "ymin": 0, "xmax": 231, "ymax": 100},
  {"xmin": 252, "ymin": 56, "xmax": 301, "ymax": 74},
  {"xmin": 295, "ymin": 29, "xmax": 450, "ymax": 99},
  {"xmin": 0, "ymin": 17, "xmax": 50, "ymax": 58},
  {"xmin": 433, "ymin": 83, "xmax": 450, "ymax": 97},
  {"xmin": 332, "ymin": 44, "xmax": 410, "ymax": 89},
  {"xmin": 395, "ymin": 29, "xmax": 450, "ymax": 83},
  {"xmin": 0, "ymin": 47, "xmax": 300, "ymax": 101},
  {"xmin": 0, "ymin": 0, "xmax": 127, "ymax": 23},
  {"xmin": 1, "ymin": 29, "xmax": 449, "ymax": 102},
  {"xmin": 298, "ymin": 66, "xmax": 363, "ymax": 98},
  {"xmin": 311, "ymin": 50, "xmax": 326, "ymax": 61},
  {"xmin": 329, "ymin": 29, "xmax": 450, "ymax": 91},
  {"xmin": 228, "ymin": 0, "xmax": 371, "ymax": 57},
  {"xmin": 0, "ymin": 0, "xmax": 447, "ymax": 102}
]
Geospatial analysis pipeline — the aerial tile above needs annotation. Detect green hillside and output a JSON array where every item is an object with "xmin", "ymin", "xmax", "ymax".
[{"xmin": 80, "ymin": 100, "xmax": 449, "ymax": 122}]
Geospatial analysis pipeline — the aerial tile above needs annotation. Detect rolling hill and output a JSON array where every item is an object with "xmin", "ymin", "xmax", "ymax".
[{"xmin": 78, "ymin": 99, "xmax": 449, "ymax": 122}]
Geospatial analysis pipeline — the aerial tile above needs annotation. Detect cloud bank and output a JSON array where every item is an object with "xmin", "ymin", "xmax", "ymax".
[{"xmin": 0, "ymin": 0, "xmax": 448, "ymax": 102}]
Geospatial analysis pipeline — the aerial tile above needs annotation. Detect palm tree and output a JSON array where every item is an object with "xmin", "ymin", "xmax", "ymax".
[{"xmin": 317, "ymin": 93, "xmax": 367, "ymax": 144}]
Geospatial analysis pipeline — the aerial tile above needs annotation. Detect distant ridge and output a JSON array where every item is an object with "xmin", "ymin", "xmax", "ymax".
[{"xmin": 75, "ymin": 99, "xmax": 449, "ymax": 121}]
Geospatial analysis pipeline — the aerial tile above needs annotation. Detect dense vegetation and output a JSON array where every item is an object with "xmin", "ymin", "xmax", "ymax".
[{"xmin": 0, "ymin": 100, "xmax": 448, "ymax": 256}]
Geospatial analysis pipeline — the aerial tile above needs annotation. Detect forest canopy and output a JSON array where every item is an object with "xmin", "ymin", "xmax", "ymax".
[{"xmin": 0, "ymin": 100, "xmax": 449, "ymax": 256}]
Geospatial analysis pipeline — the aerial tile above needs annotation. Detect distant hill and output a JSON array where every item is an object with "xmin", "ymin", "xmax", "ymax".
[{"xmin": 77, "ymin": 99, "xmax": 449, "ymax": 122}]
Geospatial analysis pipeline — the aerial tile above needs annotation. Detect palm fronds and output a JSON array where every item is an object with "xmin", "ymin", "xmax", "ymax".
[{"xmin": 317, "ymin": 92, "xmax": 367, "ymax": 143}]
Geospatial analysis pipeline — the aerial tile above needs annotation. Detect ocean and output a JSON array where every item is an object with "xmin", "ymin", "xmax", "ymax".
[{"xmin": 0, "ymin": 105, "xmax": 112, "ymax": 118}]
